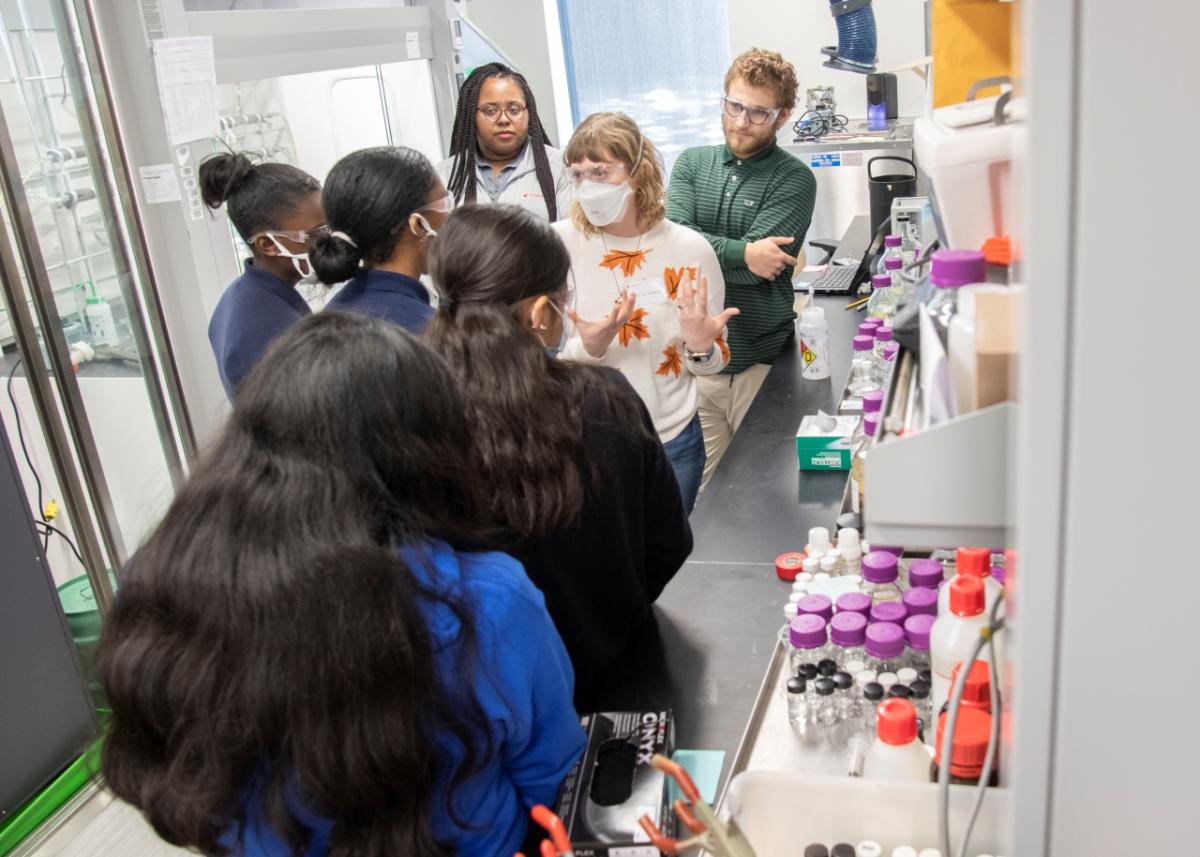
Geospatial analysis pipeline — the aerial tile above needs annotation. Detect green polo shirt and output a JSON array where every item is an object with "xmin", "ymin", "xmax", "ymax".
[{"xmin": 666, "ymin": 143, "xmax": 816, "ymax": 375}]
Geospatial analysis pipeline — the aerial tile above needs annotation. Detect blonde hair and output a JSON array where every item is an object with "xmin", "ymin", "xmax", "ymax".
[
  {"xmin": 564, "ymin": 112, "xmax": 665, "ymax": 237},
  {"xmin": 725, "ymin": 47, "xmax": 799, "ymax": 112}
]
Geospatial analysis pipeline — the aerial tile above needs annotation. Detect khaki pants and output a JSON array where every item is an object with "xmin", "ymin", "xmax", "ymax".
[{"xmin": 696, "ymin": 363, "xmax": 771, "ymax": 491}]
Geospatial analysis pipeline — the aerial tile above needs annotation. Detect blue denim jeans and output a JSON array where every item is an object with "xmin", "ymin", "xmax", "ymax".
[{"xmin": 662, "ymin": 413, "xmax": 706, "ymax": 515}]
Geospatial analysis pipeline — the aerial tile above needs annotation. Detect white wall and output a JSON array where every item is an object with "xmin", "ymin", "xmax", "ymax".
[{"xmin": 729, "ymin": 0, "xmax": 928, "ymax": 124}]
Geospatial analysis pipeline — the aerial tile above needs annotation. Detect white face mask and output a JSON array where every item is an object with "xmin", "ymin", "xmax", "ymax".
[
  {"xmin": 265, "ymin": 235, "xmax": 318, "ymax": 285},
  {"xmin": 576, "ymin": 180, "xmax": 634, "ymax": 228}
]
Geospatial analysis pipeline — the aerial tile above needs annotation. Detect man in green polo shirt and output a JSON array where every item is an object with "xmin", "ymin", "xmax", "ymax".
[{"xmin": 667, "ymin": 48, "xmax": 816, "ymax": 489}]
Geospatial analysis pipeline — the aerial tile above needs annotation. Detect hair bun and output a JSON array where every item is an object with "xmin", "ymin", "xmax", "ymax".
[
  {"xmin": 198, "ymin": 152, "xmax": 256, "ymax": 210},
  {"xmin": 310, "ymin": 230, "xmax": 363, "ymax": 285}
]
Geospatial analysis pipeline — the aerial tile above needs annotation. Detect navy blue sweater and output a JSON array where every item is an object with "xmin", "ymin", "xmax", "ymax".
[
  {"xmin": 208, "ymin": 261, "xmax": 311, "ymax": 399},
  {"xmin": 325, "ymin": 269, "xmax": 434, "ymax": 332}
]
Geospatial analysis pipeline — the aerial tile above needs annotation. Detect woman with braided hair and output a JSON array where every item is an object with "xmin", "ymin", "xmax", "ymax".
[{"xmin": 435, "ymin": 63, "xmax": 572, "ymax": 222}]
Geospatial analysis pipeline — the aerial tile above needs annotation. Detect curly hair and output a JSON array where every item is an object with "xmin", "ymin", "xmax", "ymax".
[
  {"xmin": 564, "ymin": 112, "xmax": 665, "ymax": 237},
  {"xmin": 724, "ymin": 47, "xmax": 799, "ymax": 112}
]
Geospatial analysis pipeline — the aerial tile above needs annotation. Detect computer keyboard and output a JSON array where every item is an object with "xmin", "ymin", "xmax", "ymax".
[{"xmin": 807, "ymin": 264, "xmax": 862, "ymax": 294}]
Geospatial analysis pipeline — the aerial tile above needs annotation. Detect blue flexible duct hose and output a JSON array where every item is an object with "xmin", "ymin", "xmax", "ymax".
[{"xmin": 831, "ymin": 0, "xmax": 877, "ymax": 70}]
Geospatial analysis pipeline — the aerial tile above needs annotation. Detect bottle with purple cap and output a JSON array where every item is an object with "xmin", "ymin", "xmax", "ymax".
[
  {"xmin": 866, "ymin": 273, "xmax": 897, "ymax": 322},
  {"xmin": 836, "ymin": 590, "xmax": 872, "ymax": 619},
  {"xmin": 862, "ymin": 550, "xmax": 902, "ymax": 605},
  {"xmin": 848, "ymin": 335, "xmax": 882, "ymax": 396},
  {"xmin": 850, "ymin": 416, "xmax": 880, "ymax": 514},
  {"xmin": 797, "ymin": 593, "xmax": 834, "ymax": 624},
  {"xmin": 872, "ymin": 324, "xmax": 894, "ymax": 363},
  {"xmin": 902, "ymin": 586, "xmax": 938, "ymax": 619},
  {"xmin": 864, "ymin": 621, "xmax": 906, "ymax": 674},
  {"xmin": 870, "ymin": 601, "xmax": 908, "ymax": 627},
  {"xmin": 903, "ymin": 613, "xmax": 935, "ymax": 673},
  {"xmin": 788, "ymin": 613, "xmax": 831, "ymax": 673},
  {"xmin": 876, "ymin": 233, "xmax": 903, "ymax": 275},
  {"xmin": 924, "ymin": 249, "xmax": 987, "ymax": 345},
  {"xmin": 829, "ymin": 611, "xmax": 868, "ymax": 666},
  {"xmin": 907, "ymin": 558, "xmax": 945, "ymax": 590}
]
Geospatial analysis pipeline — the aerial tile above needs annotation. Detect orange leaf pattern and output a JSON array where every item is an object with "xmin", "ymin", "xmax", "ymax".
[
  {"xmin": 662, "ymin": 266, "xmax": 698, "ymax": 301},
  {"xmin": 618, "ymin": 307, "xmax": 651, "ymax": 347},
  {"xmin": 715, "ymin": 334, "xmax": 730, "ymax": 364},
  {"xmin": 656, "ymin": 345, "xmax": 683, "ymax": 378},
  {"xmin": 600, "ymin": 248, "xmax": 651, "ymax": 278}
]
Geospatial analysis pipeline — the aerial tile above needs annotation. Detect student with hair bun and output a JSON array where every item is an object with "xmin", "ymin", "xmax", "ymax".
[
  {"xmin": 200, "ymin": 152, "xmax": 324, "ymax": 399},
  {"xmin": 311, "ymin": 146, "xmax": 452, "ymax": 332}
]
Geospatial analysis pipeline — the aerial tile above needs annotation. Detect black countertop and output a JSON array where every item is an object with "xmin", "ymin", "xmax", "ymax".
[{"xmin": 582, "ymin": 219, "xmax": 871, "ymax": 786}]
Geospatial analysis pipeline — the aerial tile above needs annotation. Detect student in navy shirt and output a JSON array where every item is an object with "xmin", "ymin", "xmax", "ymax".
[
  {"xmin": 200, "ymin": 152, "xmax": 325, "ymax": 399},
  {"xmin": 95, "ymin": 311, "xmax": 584, "ymax": 857},
  {"xmin": 311, "ymin": 147, "xmax": 451, "ymax": 332}
]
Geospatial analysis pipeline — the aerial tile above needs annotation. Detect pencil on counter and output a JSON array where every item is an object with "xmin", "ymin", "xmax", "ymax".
[{"xmin": 845, "ymin": 296, "xmax": 870, "ymax": 310}]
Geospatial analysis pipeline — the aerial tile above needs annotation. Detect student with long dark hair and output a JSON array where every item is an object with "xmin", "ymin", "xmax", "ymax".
[
  {"xmin": 96, "ymin": 312, "xmax": 584, "ymax": 857},
  {"xmin": 200, "ymin": 152, "xmax": 324, "ymax": 399},
  {"xmin": 310, "ymin": 147, "xmax": 450, "ymax": 331},
  {"xmin": 425, "ymin": 204, "xmax": 693, "ymax": 702},
  {"xmin": 437, "ymin": 63, "xmax": 570, "ymax": 222}
]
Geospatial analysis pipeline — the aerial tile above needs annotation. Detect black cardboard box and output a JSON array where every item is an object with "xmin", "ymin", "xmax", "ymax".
[{"xmin": 553, "ymin": 710, "xmax": 676, "ymax": 857}]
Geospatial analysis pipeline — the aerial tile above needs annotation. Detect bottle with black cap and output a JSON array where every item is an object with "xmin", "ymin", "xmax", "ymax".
[
  {"xmin": 831, "ymin": 843, "xmax": 857, "ymax": 857},
  {"xmin": 818, "ymin": 658, "xmax": 839, "ymax": 678},
  {"xmin": 910, "ymin": 678, "xmax": 932, "ymax": 738},
  {"xmin": 814, "ymin": 676, "xmax": 839, "ymax": 729},
  {"xmin": 798, "ymin": 662, "xmax": 820, "ymax": 682},
  {"xmin": 861, "ymin": 681, "xmax": 884, "ymax": 738},
  {"xmin": 888, "ymin": 683, "xmax": 912, "ymax": 699},
  {"xmin": 787, "ymin": 675, "xmax": 811, "ymax": 738},
  {"xmin": 804, "ymin": 845, "xmax": 829, "ymax": 857}
]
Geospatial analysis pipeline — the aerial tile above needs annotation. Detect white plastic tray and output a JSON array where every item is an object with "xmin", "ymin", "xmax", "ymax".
[{"xmin": 723, "ymin": 770, "xmax": 1011, "ymax": 857}]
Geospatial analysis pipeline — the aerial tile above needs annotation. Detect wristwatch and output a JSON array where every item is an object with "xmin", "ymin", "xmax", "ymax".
[{"xmin": 684, "ymin": 343, "xmax": 717, "ymax": 364}]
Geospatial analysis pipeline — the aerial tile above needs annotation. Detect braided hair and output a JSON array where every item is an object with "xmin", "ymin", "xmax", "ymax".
[{"xmin": 446, "ymin": 63, "xmax": 559, "ymax": 221}]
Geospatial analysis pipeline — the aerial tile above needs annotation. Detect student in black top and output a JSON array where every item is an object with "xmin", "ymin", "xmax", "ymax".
[
  {"xmin": 200, "ymin": 152, "xmax": 324, "ymax": 399},
  {"xmin": 310, "ymin": 147, "xmax": 451, "ymax": 333},
  {"xmin": 424, "ymin": 204, "xmax": 693, "ymax": 702}
]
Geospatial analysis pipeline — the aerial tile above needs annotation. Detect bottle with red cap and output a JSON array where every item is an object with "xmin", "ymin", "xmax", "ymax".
[
  {"xmin": 862, "ymin": 698, "xmax": 932, "ymax": 782},
  {"xmin": 932, "ymin": 706, "xmax": 999, "ymax": 786},
  {"xmin": 929, "ymin": 576, "xmax": 991, "ymax": 710},
  {"xmin": 937, "ymin": 546, "xmax": 1004, "ymax": 616},
  {"xmin": 940, "ymin": 661, "xmax": 993, "ymax": 715}
]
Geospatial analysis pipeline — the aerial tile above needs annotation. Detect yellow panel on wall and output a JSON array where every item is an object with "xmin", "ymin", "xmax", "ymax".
[{"xmin": 932, "ymin": 0, "xmax": 1014, "ymax": 107}]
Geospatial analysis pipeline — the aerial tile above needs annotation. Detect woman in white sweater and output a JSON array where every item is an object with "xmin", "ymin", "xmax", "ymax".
[{"xmin": 554, "ymin": 113, "xmax": 738, "ymax": 512}]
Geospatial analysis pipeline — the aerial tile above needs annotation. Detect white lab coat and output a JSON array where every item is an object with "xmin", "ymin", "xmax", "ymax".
[{"xmin": 436, "ymin": 143, "xmax": 573, "ymax": 223}]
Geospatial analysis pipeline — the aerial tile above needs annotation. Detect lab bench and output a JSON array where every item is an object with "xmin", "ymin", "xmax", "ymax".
[{"xmin": 581, "ymin": 223, "xmax": 869, "ymax": 793}]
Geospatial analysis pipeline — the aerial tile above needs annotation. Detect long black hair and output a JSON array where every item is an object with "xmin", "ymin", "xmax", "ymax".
[
  {"xmin": 425, "ymin": 204, "xmax": 645, "ymax": 537},
  {"xmin": 446, "ymin": 63, "xmax": 559, "ymax": 220},
  {"xmin": 96, "ymin": 312, "xmax": 492, "ymax": 857},
  {"xmin": 308, "ymin": 146, "xmax": 440, "ymax": 284},
  {"xmin": 198, "ymin": 151, "xmax": 320, "ymax": 241}
]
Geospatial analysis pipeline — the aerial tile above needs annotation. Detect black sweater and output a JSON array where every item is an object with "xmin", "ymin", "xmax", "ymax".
[{"xmin": 508, "ymin": 369, "xmax": 693, "ymax": 702}]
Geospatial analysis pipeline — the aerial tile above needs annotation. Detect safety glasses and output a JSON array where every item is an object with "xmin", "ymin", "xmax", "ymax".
[
  {"xmin": 721, "ymin": 95, "xmax": 782, "ymax": 126},
  {"xmin": 249, "ymin": 224, "xmax": 329, "ymax": 245}
]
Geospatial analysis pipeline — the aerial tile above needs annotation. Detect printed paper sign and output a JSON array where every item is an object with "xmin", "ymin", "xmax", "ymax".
[{"xmin": 138, "ymin": 164, "xmax": 181, "ymax": 204}]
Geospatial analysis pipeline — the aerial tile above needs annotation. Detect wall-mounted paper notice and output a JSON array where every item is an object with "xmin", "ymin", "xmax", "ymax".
[
  {"xmin": 138, "ymin": 164, "xmax": 181, "ymax": 204},
  {"xmin": 406, "ymin": 31, "xmax": 420, "ymax": 59},
  {"xmin": 152, "ymin": 36, "xmax": 218, "ymax": 147}
]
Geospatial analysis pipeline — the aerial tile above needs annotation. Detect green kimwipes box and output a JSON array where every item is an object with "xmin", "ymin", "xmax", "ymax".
[{"xmin": 796, "ymin": 413, "xmax": 860, "ymax": 470}]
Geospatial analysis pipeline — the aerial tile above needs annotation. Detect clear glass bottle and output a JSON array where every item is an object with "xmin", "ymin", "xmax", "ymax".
[
  {"xmin": 865, "ymin": 621, "xmax": 906, "ymax": 674},
  {"xmin": 860, "ymin": 681, "xmax": 884, "ymax": 737},
  {"xmin": 829, "ymin": 610, "xmax": 868, "ymax": 666},
  {"xmin": 880, "ymin": 341, "xmax": 899, "ymax": 385},
  {"xmin": 872, "ymin": 324, "xmax": 894, "ymax": 363},
  {"xmin": 876, "ymin": 234, "xmax": 903, "ymax": 274},
  {"xmin": 877, "ymin": 671, "xmax": 899, "ymax": 694},
  {"xmin": 887, "ymin": 683, "xmax": 912, "ymax": 700},
  {"xmin": 813, "ymin": 677, "xmax": 839, "ymax": 729},
  {"xmin": 866, "ymin": 274, "xmax": 897, "ymax": 322},
  {"xmin": 924, "ymin": 249, "xmax": 986, "ymax": 346},
  {"xmin": 797, "ymin": 662, "xmax": 820, "ymax": 684},
  {"xmin": 844, "ymin": 659, "xmax": 867, "ymax": 677},
  {"xmin": 787, "ymin": 614, "xmax": 830, "ymax": 673},
  {"xmin": 903, "ymin": 614, "xmax": 934, "ymax": 673},
  {"xmin": 848, "ymin": 335, "xmax": 882, "ymax": 396},
  {"xmin": 884, "ymin": 255, "xmax": 910, "ymax": 304},
  {"xmin": 861, "ymin": 550, "xmax": 902, "ymax": 605},
  {"xmin": 817, "ymin": 658, "xmax": 839, "ymax": 679},
  {"xmin": 909, "ymin": 678, "xmax": 932, "ymax": 740},
  {"xmin": 851, "ymin": 415, "xmax": 880, "ymax": 515},
  {"xmin": 786, "ymin": 675, "xmax": 811, "ymax": 735},
  {"xmin": 833, "ymin": 670, "xmax": 856, "ymax": 730}
]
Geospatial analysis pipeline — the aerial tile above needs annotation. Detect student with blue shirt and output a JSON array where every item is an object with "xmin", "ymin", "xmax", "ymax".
[
  {"xmin": 200, "ymin": 152, "xmax": 325, "ymax": 399},
  {"xmin": 95, "ymin": 311, "xmax": 585, "ymax": 857},
  {"xmin": 311, "ymin": 147, "xmax": 450, "ymax": 331}
]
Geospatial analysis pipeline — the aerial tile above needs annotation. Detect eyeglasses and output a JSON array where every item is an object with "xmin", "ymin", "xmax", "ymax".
[
  {"xmin": 477, "ymin": 103, "xmax": 528, "ymax": 122},
  {"xmin": 416, "ymin": 193, "xmax": 455, "ymax": 214},
  {"xmin": 721, "ymin": 95, "xmax": 782, "ymax": 126},
  {"xmin": 566, "ymin": 163, "xmax": 625, "ymax": 186},
  {"xmin": 250, "ymin": 224, "xmax": 329, "ymax": 245}
]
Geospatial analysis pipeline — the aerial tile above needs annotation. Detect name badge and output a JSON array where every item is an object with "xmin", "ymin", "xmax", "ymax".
[{"xmin": 628, "ymin": 277, "xmax": 668, "ymax": 305}]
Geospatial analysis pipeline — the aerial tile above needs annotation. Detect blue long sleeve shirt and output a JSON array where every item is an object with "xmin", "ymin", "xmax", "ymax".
[
  {"xmin": 227, "ymin": 540, "xmax": 585, "ymax": 857},
  {"xmin": 208, "ymin": 261, "xmax": 312, "ymax": 400},
  {"xmin": 325, "ymin": 269, "xmax": 434, "ymax": 332}
]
